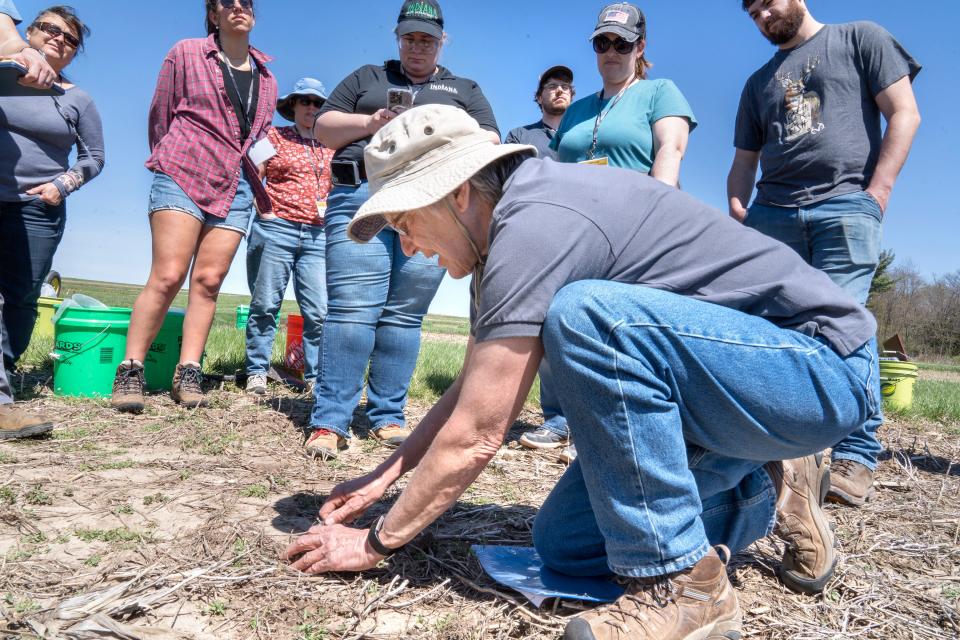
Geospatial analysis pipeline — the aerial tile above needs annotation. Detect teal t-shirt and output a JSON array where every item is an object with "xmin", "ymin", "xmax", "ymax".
[{"xmin": 552, "ymin": 78, "xmax": 697, "ymax": 171}]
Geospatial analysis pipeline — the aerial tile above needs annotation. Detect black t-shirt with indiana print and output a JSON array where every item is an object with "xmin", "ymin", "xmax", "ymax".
[{"xmin": 320, "ymin": 59, "xmax": 499, "ymax": 170}]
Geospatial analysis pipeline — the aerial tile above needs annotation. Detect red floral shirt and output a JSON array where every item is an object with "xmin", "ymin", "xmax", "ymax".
[{"xmin": 264, "ymin": 126, "xmax": 335, "ymax": 226}]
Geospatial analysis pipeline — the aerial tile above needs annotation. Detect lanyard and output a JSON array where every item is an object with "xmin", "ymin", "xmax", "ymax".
[
  {"xmin": 587, "ymin": 77, "xmax": 637, "ymax": 160},
  {"xmin": 293, "ymin": 126, "xmax": 325, "ymax": 192},
  {"xmin": 222, "ymin": 52, "xmax": 257, "ymax": 132}
]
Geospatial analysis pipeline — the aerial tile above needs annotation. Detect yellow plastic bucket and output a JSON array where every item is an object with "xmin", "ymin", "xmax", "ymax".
[
  {"xmin": 879, "ymin": 359, "xmax": 919, "ymax": 411},
  {"xmin": 32, "ymin": 296, "xmax": 62, "ymax": 340}
]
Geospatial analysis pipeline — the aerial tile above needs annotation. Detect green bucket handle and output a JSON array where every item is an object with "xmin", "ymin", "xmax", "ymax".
[{"xmin": 49, "ymin": 323, "xmax": 113, "ymax": 364}]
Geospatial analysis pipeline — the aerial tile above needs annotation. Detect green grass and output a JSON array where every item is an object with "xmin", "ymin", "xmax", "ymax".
[
  {"xmin": 422, "ymin": 314, "xmax": 470, "ymax": 336},
  {"xmin": 917, "ymin": 361, "xmax": 960, "ymax": 373},
  {"xmin": 74, "ymin": 527, "xmax": 153, "ymax": 544},
  {"xmin": 887, "ymin": 379, "xmax": 960, "ymax": 426}
]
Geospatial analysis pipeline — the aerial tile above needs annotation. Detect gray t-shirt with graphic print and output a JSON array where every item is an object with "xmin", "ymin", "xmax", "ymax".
[
  {"xmin": 734, "ymin": 22, "xmax": 920, "ymax": 207},
  {"xmin": 469, "ymin": 158, "xmax": 876, "ymax": 357}
]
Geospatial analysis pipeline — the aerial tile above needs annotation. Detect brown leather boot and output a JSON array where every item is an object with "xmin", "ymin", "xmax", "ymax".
[
  {"xmin": 765, "ymin": 454, "xmax": 837, "ymax": 594},
  {"xmin": 826, "ymin": 459, "xmax": 875, "ymax": 506},
  {"xmin": 370, "ymin": 423, "xmax": 411, "ymax": 447},
  {"xmin": 563, "ymin": 546, "xmax": 742, "ymax": 640},
  {"xmin": 171, "ymin": 363, "xmax": 209, "ymax": 408},
  {"xmin": 110, "ymin": 360, "xmax": 145, "ymax": 414},
  {"xmin": 0, "ymin": 404, "xmax": 54, "ymax": 440}
]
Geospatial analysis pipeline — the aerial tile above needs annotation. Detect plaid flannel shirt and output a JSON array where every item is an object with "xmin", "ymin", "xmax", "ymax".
[{"xmin": 145, "ymin": 35, "xmax": 277, "ymax": 217}]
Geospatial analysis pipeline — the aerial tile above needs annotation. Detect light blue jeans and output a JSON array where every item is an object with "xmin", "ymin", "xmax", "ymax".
[
  {"xmin": 538, "ymin": 360, "xmax": 570, "ymax": 437},
  {"xmin": 745, "ymin": 190, "xmax": 884, "ymax": 469},
  {"xmin": 245, "ymin": 216, "xmax": 327, "ymax": 382},
  {"xmin": 310, "ymin": 183, "xmax": 446, "ymax": 436},
  {"xmin": 532, "ymin": 281, "xmax": 880, "ymax": 578},
  {"xmin": 0, "ymin": 293, "xmax": 11, "ymax": 405}
]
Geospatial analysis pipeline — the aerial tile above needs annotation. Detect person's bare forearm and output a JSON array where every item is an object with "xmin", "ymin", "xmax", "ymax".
[
  {"xmin": 377, "ymin": 408, "xmax": 512, "ymax": 548},
  {"xmin": 727, "ymin": 150, "xmax": 760, "ymax": 222},
  {"xmin": 313, "ymin": 111, "xmax": 371, "ymax": 149},
  {"xmin": 866, "ymin": 109, "xmax": 921, "ymax": 205},
  {"xmin": 368, "ymin": 374, "xmax": 464, "ymax": 487},
  {"xmin": 650, "ymin": 148, "xmax": 682, "ymax": 187}
]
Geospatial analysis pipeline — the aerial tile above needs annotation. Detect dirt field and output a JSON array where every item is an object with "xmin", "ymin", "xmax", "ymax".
[{"xmin": 1, "ymin": 379, "xmax": 958, "ymax": 639}]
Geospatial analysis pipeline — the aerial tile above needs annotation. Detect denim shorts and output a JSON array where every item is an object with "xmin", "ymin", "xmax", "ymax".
[{"xmin": 148, "ymin": 171, "xmax": 254, "ymax": 236}]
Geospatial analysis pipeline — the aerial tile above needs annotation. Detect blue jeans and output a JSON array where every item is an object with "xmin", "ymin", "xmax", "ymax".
[
  {"xmin": 0, "ymin": 293, "xmax": 11, "ymax": 405},
  {"xmin": 0, "ymin": 198, "xmax": 66, "ymax": 374},
  {"xmin": 310, "ymin": 183, "xmax": 446, "ymax": 435},
  {"xmin": 537, "ymin": 360, "xmax": 570, "ymax": 437},
  {"xmin": 245, "ymin": 216, "xmax": 327, "ymax": 381},
  {"xmin": 532, "ymin": 281, "xmax": 880, "ymax": 578},
  {"xmin": 745, "ymin": 190, "xmax": 884, "ymax": 469}
]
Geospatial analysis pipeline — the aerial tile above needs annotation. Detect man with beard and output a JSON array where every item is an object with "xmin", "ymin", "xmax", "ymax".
[
  {"xmin": 504, "ymin": 65, "xmax": 575, "ymax": 160},
  {"xmin": 728, "ymin": 0, "xmax": 921, "ymax": 508}
]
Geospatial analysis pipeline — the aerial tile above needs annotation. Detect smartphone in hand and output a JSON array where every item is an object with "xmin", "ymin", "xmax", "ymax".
[{"xmin": 387, "ymin": 88, "xmax": 414, "ymax": 114}]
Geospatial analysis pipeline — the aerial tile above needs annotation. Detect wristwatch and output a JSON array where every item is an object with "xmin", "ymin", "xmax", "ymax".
[{"xmin": 367, "ymin": 514, "xmax": 401, "ymax": 557}]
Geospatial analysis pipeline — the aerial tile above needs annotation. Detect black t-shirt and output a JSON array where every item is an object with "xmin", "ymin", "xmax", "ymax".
[
  {"xmin": 320, "ymin": 60, "xmax": 499, "ymax": 169},
  {"xmin": 220, "ymin": 61, "xmax": 260, "ymax": 141}
]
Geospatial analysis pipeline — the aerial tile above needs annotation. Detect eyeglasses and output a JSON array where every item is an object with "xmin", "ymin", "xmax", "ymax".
[
  {"xmin": 32, "ymin": 21, "xmax": 80, "ymax": 49},
  {"xmin": 218, "ymin": 0, "xmax": 253, "ymax": 12},
  {"xmin": 399, "ymin": 36, "xmax": 440, "ymax": 53},
  {"xmin": 543, "ymin": 82, "xmax": 573, "ymax": 93},
  {"xmin": 385, "ymin": 216, "xmax": 409, "ymax": 236},
  {"xmin": 296, "ymin": 97, "xmax": 324, "ymax": 108},
  {"xmin": 592, "ymin": 35, "xmax": 636, "ymax": 55}
]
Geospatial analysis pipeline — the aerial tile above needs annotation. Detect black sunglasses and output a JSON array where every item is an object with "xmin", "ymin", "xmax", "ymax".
[
  {"xmin": 32, "ymin": 21, "xmax": 80, "ymax": 49},
  {"xmin": 592, "ymin": 35, "xmax": 635, "ymax": 55},
  {"xmin": 218, "ymin": 0, "xmax": 253, "ymax": 11},
  {"xmin": 296, "ymin": 97, "xmax": 324, "ymax": 108}
]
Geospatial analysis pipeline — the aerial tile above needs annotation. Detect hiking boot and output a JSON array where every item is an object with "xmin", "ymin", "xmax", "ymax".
[
  {"xmin": 171, "ymin": 363, "xmax": 209, "ymax": 408},
  {"xmin": 765, "ymin": 454, "xmax": 837, "ymax": 594},
  {"xmin": 563, "ymin": 546, "xmax": 742, "ymax": 640},
  {"xmin": 558, "ymin": 444, "xmax": 578, "ymax": 464},
  {"xmin": 246, "ymin": 373, "xmax": 268, "ymax": 396},
  {"xmin": 0, "ymin": 404, "xmax": 54, "ymax": 440},
  {"xmin": 111, "ymin": 360, "xmax": 145, "ymax": 413},
  {"xmin": 371, "ymin": 423, "xmax": 411, "ymax": 447},
  {"xmin": 304, "ymin": 428, "xmax": 347, "ymax": 459},
  {"xmin": 519, "ymin": 427, "xmax": 569, "ymax": 450},
  {"xmin": 826, "ymin": 459, "xmax": 876, "ymax": 507}
]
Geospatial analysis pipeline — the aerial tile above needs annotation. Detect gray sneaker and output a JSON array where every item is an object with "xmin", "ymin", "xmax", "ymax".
[
  {"xmin": 245, "ymin": 373, "xmax": 268, "ymax": 395},
  {"xmin": 558, "ymin": 444, "xmax": 578, "ymax": 464},
  {"xmin": 519, "ymin": 427, "xmax": 569, "ymax": 449}
]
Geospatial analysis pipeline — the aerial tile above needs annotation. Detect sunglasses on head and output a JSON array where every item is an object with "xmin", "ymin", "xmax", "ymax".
[
  {"xmin": 296, "ymin": 97, "xmax": 324, "ymax": 108},
  {"xmin": 32, "ymin": 21, "xmax": 80, "ymax": 49},
  {"xmin": 218, "ymin": 0, "xmax": 253, "ymax": 11},
  {"xmin": 592, "ymin": 35, "xmax": 636, "ymax": 55}
]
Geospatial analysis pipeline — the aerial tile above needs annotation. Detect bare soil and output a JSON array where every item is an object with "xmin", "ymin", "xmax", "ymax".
[{"xmin": 1, "ymin": 381, "xmax": 958, "ymax": 639}]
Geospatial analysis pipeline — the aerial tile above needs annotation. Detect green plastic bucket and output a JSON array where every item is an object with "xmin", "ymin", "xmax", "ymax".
[
  {"xmin": 236, "ymin": 304, "xmax": 250, "ymax": 329},
  {"xmin": 53, "ymin": 306, "xmax": 131, "ymax": 398},
  {"xmin": 879, "ymin": 359, "xmax": 919, "ymax": 411},
  {"xmin": 144, "ymin": 308, "xmax": 185, "ymax": 391}
]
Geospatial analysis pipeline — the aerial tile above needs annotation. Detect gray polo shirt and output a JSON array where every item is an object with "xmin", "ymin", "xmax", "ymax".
[
  {"xmin": 504, "ymin": 120, "xmax": 558, "ymax": 161},
  {"xmin": 470, "ymin": 158, "xmax": 875, "ymax": 357}
]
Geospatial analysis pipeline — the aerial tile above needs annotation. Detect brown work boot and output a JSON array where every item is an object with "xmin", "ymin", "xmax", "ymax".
[
  {"xmin": 826, "ymin": 459, "xmax": 876, "ymax": 507},
  {"xmin": 765, "ymin": 454, "xmax": 837, "ymax": 594},
  {"xmin": 563, "ymin": 546, "xmax": 742, "ymax": 640},
  {"xmin": 171, "ymin": 362, "xmax": 209, "ymax": 408},
  {"xmin": 111, "ymin": 360, "xmax": 145, "ymax": 413},
  {"xmin": 304, "ymin": 428, "xmax": 347, "ymax": 459},
  {"xmin": 370, "ymin": 423, "xmax": 411, "ymax": 448},
  {"xmin": 0, "ymin": 404, "xmax": 54, "ymax": 439}
]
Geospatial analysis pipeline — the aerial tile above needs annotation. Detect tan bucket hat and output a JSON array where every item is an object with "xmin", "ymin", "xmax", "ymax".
[{"xmin": 347, "ymin": 104, "xmax": 536, "ymax": 243}]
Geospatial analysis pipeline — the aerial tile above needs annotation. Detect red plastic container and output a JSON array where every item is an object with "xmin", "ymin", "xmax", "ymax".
[{"xmin": 284, "ymin": 314, "xmax": 304, "ymax": 378}]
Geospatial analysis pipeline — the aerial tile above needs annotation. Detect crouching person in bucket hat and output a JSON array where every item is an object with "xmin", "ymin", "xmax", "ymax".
[{"xmin": 282, "ymin": 104, "xmax": 882, "ymax": 639}]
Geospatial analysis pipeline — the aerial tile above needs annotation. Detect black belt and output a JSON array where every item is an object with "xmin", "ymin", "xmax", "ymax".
[{"xmin": 331, "ymin": 159, "xmax": 367, "ymax": 187}]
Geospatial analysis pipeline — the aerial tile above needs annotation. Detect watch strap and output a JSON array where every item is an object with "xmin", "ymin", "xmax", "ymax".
[{"xmin": 367, "ymin": 514, "xmax": 398, "ymax": 557}]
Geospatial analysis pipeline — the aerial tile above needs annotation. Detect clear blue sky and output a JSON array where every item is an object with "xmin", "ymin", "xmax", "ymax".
[{"xmin": 15, "ymin": 0, "xmax": 957, "ymax": 317}]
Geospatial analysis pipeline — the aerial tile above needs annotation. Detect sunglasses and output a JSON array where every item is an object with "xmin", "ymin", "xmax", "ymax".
[
  {"xmin": 218, "ymin": 0, "xmax": 253, "ymax": 11},
  {"xmin": 592, "ymin": 35, "xmax": 636, "ymax": 55},
  {"xmin": 32, "ymin": 21, "xmax": 80, "ymax": 49},
  {"xmin": 296, "ymin": 97, "xmax": 324, "ymax": 108}
]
